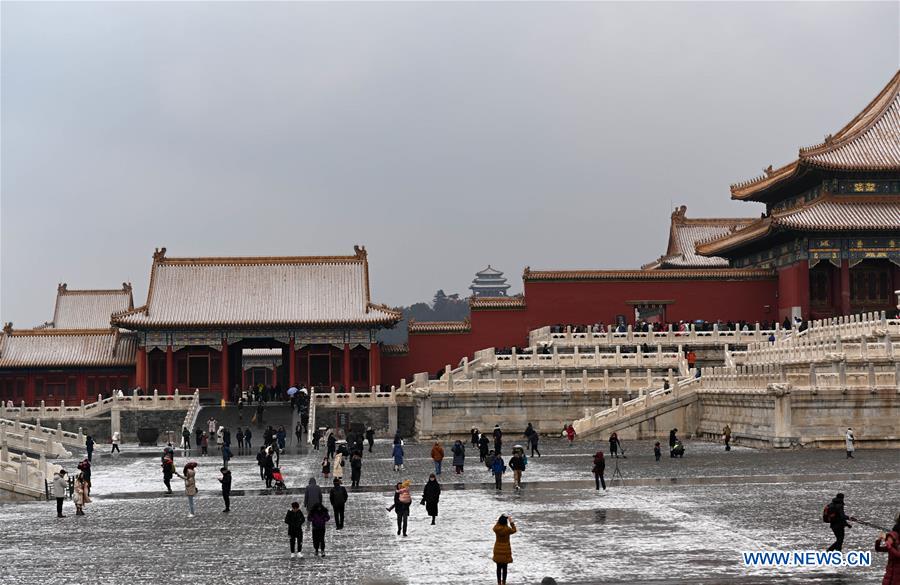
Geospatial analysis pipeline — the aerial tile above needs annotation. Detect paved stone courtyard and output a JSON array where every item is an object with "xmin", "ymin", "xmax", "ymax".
[{"xmin": 1, "ymin": 436, "xmax": 897, "ymax": 584}]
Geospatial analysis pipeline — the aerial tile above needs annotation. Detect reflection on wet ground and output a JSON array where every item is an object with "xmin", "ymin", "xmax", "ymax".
[{"xmin": 0, "ymin": 438, "xmax": 895, "ymax": 584}]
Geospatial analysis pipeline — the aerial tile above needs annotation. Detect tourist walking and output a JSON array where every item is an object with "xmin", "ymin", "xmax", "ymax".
[
  {"xmin": 321, "ymin": 456, "xmax": 331, "ymax": 479},
  {"xmin": 365, "ymin": 427, "xmax": 375, "ymax": 452},
  {"xmin": 256, "ymin": 447, "xmax": 267, "ymax": 480},
  {"xmin": 609, "ymin": 432, "xmax": 620, "ymax": 458},
  {"xmin": 223, "ymin": 426, "xmax": 231, "ymax": 449},
  {"xmin": 277, "ymin": 425, "xmax": 287, "ymax": 453},
  {"xmin": 524, "ymin": 422, "xmax": 535, "ymax": 444},
  {"xmin": 528, "ymin": 429, "xmax": 541, "ymax": 457},
  {"xmin": 216, "ymin": 426, "xmax": 224, "ymax": 452},
  {"xmin": 52, "ymin": 469, "xmax": 68, "ymax": 517},
  {"xmin": 565, "ymin": 424, "xmax": 576, "ymax": 446},
  {"xmin": 723, "ymin": 424, "xmax": 732, "ymax": 451},
  {"xmin": 295, "ymin": 423, "xmax": 303, "ymax": 449},
  {"xmin": 175, "ymin": 462, "xmax": 199, "ymax": 517},
  {"xmin": 308, "ymin": 502, "xmax": 330, "ymax": 556},
  {"xmin": 162, "ymin": 454, "xmax": 175, "ymax": 494},
  {"xmin": 393, "ymin": 430, "xmax": 402, "ymax": 445},
  {"xmin": 312, "ymin": 428, "xmax": 322, "ymax": 451},
  {"xmin": 478, "ymin": 434, "xmax": 490, "ymax": 462},
  {"xmin": 593, "ymin": 451, "xmax": 606, "ymax": 491},
  {"xmin": 471, "ymin": 427, "xmax": 480, "ymax": 447},
  {"xmin": 846, "ymin": 428, "xmax": 855, "ymax": 458},
  {"xmin": 219, "ymin": 467, "xmax": 232, "ymax": 513},
  {"xmin": 244, "ymin": 427, "xmax": 252, "ymax": 451},
  {"xmin": 329, "ymin": 478, "xmax": 348, "ymax": 529},
  {"xmin": 195, "ymin": 428, "xmax": 203, "ymax": 451},
  {"xmin": 332, "ymin": 450, "xmax": 344, "ymax": 482},
  {"xmin": 492, "ymin": 514, "xmax": 517, "ymax": 585},
  {"xmin": 825, "ymin": 493, "xmax": 853, "ymax": 551},
  {"xmin": 392, "ymin": 442, "xmax": 405, "ymax": 472},
  {"xmin": 389, "ymin": 481, "xmax": 412, "ymax": 536},
  {"xmin": 236, "ymin": 428, "xmax": 244, "ymax": 454},
  {"xmin": 452, "ymin": 440, "xmax": 465, "ymax": 474},
  {"xmin": 493, "ymin": 424, "xmax": 503, "ymax": 455},
  {"xmin": 182, "ymin": 427, "xmax": 192, "ymax": 451},
  {"xmin": 510, "ymin": 446, "xmax": 526, "ymax": 490},
  {"xmin": 222, "ymin": 443, "xmax": 233, "ymax": 468},
  {"xmin": 491, "ymin": 453, "xmax": 506, "ymax": 491},
  {"xmin": 654, "ymin": 441, "xmax": 661, "ymax": 462},
  {"xmin": 77, "ymin": 459, "xmax": 91, "ymax": 497},
  {"xmin": 327, "ymin": 432, "xmax": 337, "ymax": 459},
  {"xmin": 284, "ymin": 502, "xmax": 305, "ymax": 558},
  {"xmin": 349, "ymin": 451, "xmax": 362, "ymax": 487},
  {"xmin": 304, "ymin": 477, "xmax": 323, "ymax": 511},
  {"xmin": 85, "ymin": 436, "xmax": 94, "ymax": 462},
  {"xmin": 111, "ymin": 431, "xmax": 121, "ymax": 454},
  {"xmin": 431, "ymin": 441, "xmax": 445, "ymax": 476},
  {"xmin": 201, "ymin": 432, "xmax": 209, "ymax": 455},
  {"xmin": 207, "ymin": 417, "xmax": 217, "ymax": 438},
  {"xmin": 73, "ymin": 472, "xmax": 90, "ymax": 516},
  {"xmin": 422, "ymin": 473, "xmax": 441, "ymax": 525}
]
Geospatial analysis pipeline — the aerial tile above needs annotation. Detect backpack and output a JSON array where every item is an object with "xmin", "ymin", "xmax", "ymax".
[{"xmin": 823, "ymin": 504, "xmax": 836, "ymax": 523}]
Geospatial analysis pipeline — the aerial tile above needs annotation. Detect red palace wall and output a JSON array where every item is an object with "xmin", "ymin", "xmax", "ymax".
[
  {"xmin": 777, "ymin": 261, "xmax": 811, "ymax": 322},
  {"xmin": 381, "ymin": 276, "xmax": 778, "ymax": 387},
  {"xmin": 0, "ymin": 369, "xmax": 136, "ymax": 406}
]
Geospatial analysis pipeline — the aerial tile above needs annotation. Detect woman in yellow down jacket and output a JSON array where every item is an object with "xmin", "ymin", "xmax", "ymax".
[{"xmin": 492, "ymin": 514, "xmax": 517, "ymax": 585}]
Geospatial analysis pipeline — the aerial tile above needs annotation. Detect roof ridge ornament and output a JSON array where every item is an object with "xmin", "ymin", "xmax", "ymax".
[
  {"xmin": 763, "ymin": 165, "xmax": 775, "ymax": 177},
  {"xmin": 3, "ymin": 323, "xmax": 12, "ymax": 334},
  {"xmin": 58, "ymin": 283, "xmax": 67, "ymax": 293},
  {"xmin": 153, "ymin": 247, "xmax": 167, "ymax": 262},
  {"xmin": 353, "ymin": 245, "xmax": 367, "ymax": 260},
  {"xmin": 671, "ymin": 205, "xmax": 688, "ymax": 222}
]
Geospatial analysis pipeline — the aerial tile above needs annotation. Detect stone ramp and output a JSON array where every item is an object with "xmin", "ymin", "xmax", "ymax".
[{"xmin": 193, "ymin": 403, "xmax": 297, "ymax": 435}]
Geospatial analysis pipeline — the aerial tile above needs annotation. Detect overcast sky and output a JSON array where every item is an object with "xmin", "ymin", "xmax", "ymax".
[{"xmin": 2, "ymin": 2, "xmax": 898, "ymax": 327}]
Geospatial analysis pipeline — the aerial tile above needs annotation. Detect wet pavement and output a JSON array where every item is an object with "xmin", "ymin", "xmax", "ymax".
[{"xmin": 0, "ymin": 437, "xmax": 896, "ymax": 584}]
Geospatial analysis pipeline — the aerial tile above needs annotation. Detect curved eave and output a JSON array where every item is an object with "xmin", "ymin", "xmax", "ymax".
[{"xmin": 696, "ymin": 218, "xmax": 774, "ymax": 256}]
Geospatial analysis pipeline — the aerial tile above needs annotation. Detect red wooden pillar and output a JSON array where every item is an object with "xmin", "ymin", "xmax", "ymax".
[
  {"xmin": 288, "ymin": 338, "xmax": 296, "ymax": 387},
  {"xmin": 135, "ymin": 346, "xmax": 147, "ymax": 390},
  {"xmin": 165, "ymin": 345, "xmax": 175, "ymax": 394},
  {"xmin": 797, "ymin": 259, "xmax": 810, "ymax": 321},
  {"xmin": 25, "ymin": 376, "xmax": 36, "ymax": 405},
  {"xmin": 840, "ymin": 260, "xmax": 851, "ymax": 315},
  {"xmin": 221, "ymin": 340, "xmax": 229, "ymax": 403},
  {"xmin": 368, "ymin": 343, "xmax": 381, "ymax": 390},
  {"xmin": 343, "ymin": 343, "xmax": 352, "ymax": 391}
]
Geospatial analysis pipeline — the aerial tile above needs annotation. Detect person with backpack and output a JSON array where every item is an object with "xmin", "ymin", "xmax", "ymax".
[
  {"xmin": 349, "ymin": 451, "xmax": 363, "ymax": 487},
  {"xmin": 422, "ymin": 473, "xmax": 441, "ymax": 525},
  {"xmin": 308, "ymin": 502, "xmax": 331, "ymax": 557},
  {"xmin": 491, "ymin": 453, "xmax": 506, "ymax": 491},
  {"xmin": 509, "ymin": 446, "xmax": 527, "ymax": 490},
  {"xmin": 452, "ymin": 440, "xmax": 465, "ymax": 474},
  {"xmin": 284, "ymin": 501, "xmax": 306, "ymax": 558},
  {"xmin": 825, "ymin": 493, "xmax": 853, "ymax": 551},
  {"xmin": 162, "ymin": 454, "xmax": 175, "ymax": 494},
  {"xmin": 528, "ymin": 428, "xmax": 541, "ymax": 458},
  {"xmin": 304, "ymin": 477, "xmax": 323, "ymax": 512},
  {"xmin": 592, "ymin": 451, "xmax": 606, "ymax": 491},
  {"xmin": 845, "ymin": 428, "xmax": 855, "ymax": 458},
  {"xmin": 329, "ymin": 478, "xmax": 349, "ymax": 530}
]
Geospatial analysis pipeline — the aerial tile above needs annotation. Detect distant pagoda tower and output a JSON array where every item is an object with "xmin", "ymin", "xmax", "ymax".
[{"xmin": 469, "ymin": 265, "xmax": 511, "ymax": 297}]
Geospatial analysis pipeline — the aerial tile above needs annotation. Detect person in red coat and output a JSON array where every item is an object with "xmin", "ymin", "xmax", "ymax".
[{"xmin": 876, "ymin": 530, "xmax": 900, "ymax": 585}]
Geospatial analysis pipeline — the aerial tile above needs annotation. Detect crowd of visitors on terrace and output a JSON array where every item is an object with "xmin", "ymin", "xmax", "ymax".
[{"xmin": 548, "ymin": 317, "xmax": 800, "ymax": 335}]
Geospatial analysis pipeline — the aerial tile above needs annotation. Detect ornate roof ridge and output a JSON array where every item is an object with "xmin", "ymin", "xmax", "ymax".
[
  {"xmin": 408, "ymin": 319, "xmax": 472, "ymax": 334},
  {"xmin": 730, "ymin": 70, "xmax": 900, "ymax": 200},
  {"xmin": 524, "ymin": 268, "xmax": 775, "ymax": 281},
  {"xmin": 3, "ymin": 327, "xmax": 120, "ymax": 337},
  {"xmin": 469, "ymin": 296, "xmax": 526, "ymax": 310}
]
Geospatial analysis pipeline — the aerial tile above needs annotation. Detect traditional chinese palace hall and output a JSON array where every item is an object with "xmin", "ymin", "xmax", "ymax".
[{"xmin": 2, "ymin": 71, "xmax": 899, "ymax": 404}]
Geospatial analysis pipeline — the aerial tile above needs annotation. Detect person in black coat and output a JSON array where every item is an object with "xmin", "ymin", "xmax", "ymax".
[
  {"xmin": 327, "ymin": 433, "xmax": 337, "ymax": 459},
  {"xmin": 256, "ymin": 446, "xmax": 267, "ymax": 480},
  {"xmin": 264, "ymin": 448, "xmax": 275, "ymax": 488},
  {"xmin": 365, "ymin": 427, "xmax": 375, "ymax": 453},
  {"xmin": 284, "ymin": 501, "xmax": 306, "ymax": 558},
  {"xmin": 219, "ymin": 467, "xmax": 232, "ymax": 512},
  {"xmin": 85, "ymin": 436, "xmax": 95, "ymax": 462},
  {"xmin": 826, "ymin": 493, "xmax": 853, "ymax": 551},
  {"xmin": 668, "ymin": 428, "xmax": 678, "ymax": 457},
  {"xmin": 422, "ymin": 474, "xmax": 441, "ymax": 525},
  {"xmin": 349, "ymin": 452, "xmax": 362, "ymax": 487},
  {"xmin": 329, "ymin": 478, "xmax": 349, "ymax": 529},
  {"xmin": 478, "ymin": 434, "xmax": 490, "ymax": 462}
]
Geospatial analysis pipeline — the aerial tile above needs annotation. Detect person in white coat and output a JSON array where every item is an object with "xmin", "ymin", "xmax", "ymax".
[
  {"xmin": 52, "ymin": 470, "xmax": 68, "ymax": 518},
  {"xmin": 845, "ymin": 428, "xmax": 855, "ymax": 458},
  {"xmin": 111, "ymin": 431, "xmax": 121, "ymax": 454}
]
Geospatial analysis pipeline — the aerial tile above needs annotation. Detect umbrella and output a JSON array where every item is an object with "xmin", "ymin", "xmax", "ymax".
[
  {"xmin": 298, "ymin": 387, "xmax": 309, "ymax": 395},
  {"xmin": 287, "ymin": 387, "xmax": 299, "ymax": 396}
]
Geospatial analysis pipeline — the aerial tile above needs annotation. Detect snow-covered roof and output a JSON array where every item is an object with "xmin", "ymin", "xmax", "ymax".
[
  {"xmin": 113, "ymin": 246, "xmax": 401, "ymax": 329},
  {"xmin": 46, "ymin": 284, "xmax": 133, "ymax": 329},
  {"xmin": 0, "ymin": 328, "xmax": 136, "ymax": 368}
]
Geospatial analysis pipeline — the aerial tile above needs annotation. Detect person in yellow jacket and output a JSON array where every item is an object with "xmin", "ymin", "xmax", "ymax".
[{"xmin": 492, "ymin": 514, "xmax": 517, "ymax": 585}]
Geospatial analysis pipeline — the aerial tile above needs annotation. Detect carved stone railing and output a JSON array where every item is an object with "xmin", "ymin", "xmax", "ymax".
[
  {"xmin": 484, "ymin": 347, "xmax": 682, "ymax": 369},
  {"xmin": 0, "ymin": 388, "xmax": 198, "ymax": 421},
  {"xmin": 415, "ymin": 367, "xmax": 678, "ymax": 393},
  {"xmin": 0, "ymin": 448, "xmax": 60, "ymax": 499},
  {"xmin": 529, "ymin": 323, "xmax": 784, "ymax": 348},
  {"xmin": 0, "ymin": 418, "xmax": 83, "ymax": 451}
]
